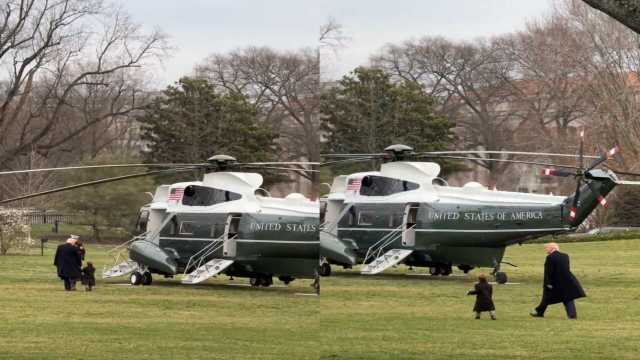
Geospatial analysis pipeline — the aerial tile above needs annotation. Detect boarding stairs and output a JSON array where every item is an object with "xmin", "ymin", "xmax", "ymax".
[
  {"xmin": 360, "ymin": 225, "xmax": 414, "ymax": 275},
  {"xmin": 102, "ymin": 232, "xmax": 150, "ymax": 279},
  {"xmin": 181, "ymin": 235, "xmax": 235, "ymax": 284}
]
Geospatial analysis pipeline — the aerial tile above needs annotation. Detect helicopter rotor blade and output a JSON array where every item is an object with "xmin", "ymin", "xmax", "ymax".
[
  {"xmin": 0, "ymin": 167, "xmax": 198, "ymax": 205},
  {"xmin": 320, "ymin": 156, "xmax": 380, "ymax": 166},
  {"xmin": 416, "ymin": 154, "xmax": 581, "ymax": 170},
  {"xmin": 585, "ymin": 181, "xmax": 609, "ymax": 209},
  {"xmin": 236, "ymin": 162, "xmax": 320, "ymax": 166},
  {"xmin": 587, "ymin": 146, "xmax": 619, "ymax": 171},
  {"xmin": 569, "ymin": 178, "xmax": 582, "ymax": 221},
  {"xmin": 0, "ymin": 163, "xmax": 205, "ymax": 176},
  {"xmin": 415, "ymin": 150, "xmax": 600, "ymax": 160},
  {"xmin": 236, "ymin": 165, "xmax": 319, "ymax": 173},
  {"xmin": 321, "ymin": 153, "xmax": 387, "ymax": 158}
]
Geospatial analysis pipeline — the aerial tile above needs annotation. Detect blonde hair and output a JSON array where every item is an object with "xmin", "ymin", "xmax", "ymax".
[{"xmin": 545, "ymin": 242, "xmax": 559, "ymax": 252}]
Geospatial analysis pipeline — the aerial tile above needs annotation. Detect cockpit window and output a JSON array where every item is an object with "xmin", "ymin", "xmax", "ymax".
[
  {"xmin": 359, "ymin": 176, "xmax": 419, "ymax": 196},
  {"xmin": 179, "ymin": 221, "xmax": 195, "ymax": 235},
  {"xmin": 182, "ymin": 185, "xmax": 242, "ymax": 206},
  {"xmin": 160, "ymin": 216, "xmax": 178, "ymax": 236}
]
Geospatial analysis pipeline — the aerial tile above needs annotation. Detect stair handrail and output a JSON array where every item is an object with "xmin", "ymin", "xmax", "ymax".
[
  {"xmin": 362, "ymin": 224, "xmax": 416, "ymax": 266},
  {"xmin": 183, "ymin": 234, "xmax": 237, "ymax": 276},
  {"xmin": 362, "ymin": 224, "xmax": 404, "ymax": 265}
]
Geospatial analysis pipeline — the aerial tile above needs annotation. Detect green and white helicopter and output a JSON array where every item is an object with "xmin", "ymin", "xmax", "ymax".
[
  {"xmin": 320, "ymin": 139, "xmax": 640, "ymax": 284},
  {"xmin": 0, "ymin": 155, "xmax": 319, "ymax": 290}
]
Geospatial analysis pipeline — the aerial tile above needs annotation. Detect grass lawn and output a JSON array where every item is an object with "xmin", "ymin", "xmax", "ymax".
[
  {"xmin": 0, "ymin": 242, "xmax": 319, "ymax": 360},
  {"xmin": 320, "ymin": 240, "xmax": 640, "ymax": 360}
]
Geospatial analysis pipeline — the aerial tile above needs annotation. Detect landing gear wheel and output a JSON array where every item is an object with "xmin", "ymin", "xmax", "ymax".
[
  {"xmin": 142, "ymin": 271, "xmax": 152, "ymax": 286},
  {"xmin": 130, "ymin": 271, "xmax": 143, "ymax": 286},
  {"xmin": 278, "ymin": 276, "xmax": 294, "ymax": 285},
  {"xmin": 250, "ymin": 277, "xmax": 260, "ymax": 287},
  {"xmin": 495, "ymin": 272, "xmax": 508, "ymax": 284},
  {"xmin": 319, "ymin": 263, "xmax": 331, "ymax": 277},
  {"xmin": 260, "ymin": 276, "xmax": 273, "ymax": 287},
  {"xmin": 429, "ymin": 266, "xmax": 441, "ymax": 276},
  {"xmin": 440, "ymin": 266, "xmax": 452, "ymax": 276}
]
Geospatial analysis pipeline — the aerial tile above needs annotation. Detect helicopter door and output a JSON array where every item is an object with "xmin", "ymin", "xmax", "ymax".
[
  {"xmin": 402, "ymin": 203, "xmax": 419, "ymax": 247},
  {"xmin": 223, "ymin": 213, "xmax": 242, "ymax": 257}
]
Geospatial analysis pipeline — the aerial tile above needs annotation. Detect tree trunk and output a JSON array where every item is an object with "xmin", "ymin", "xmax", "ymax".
[{"xmin": 582, "ymin": 0, "xmax": 640, "ymax": 33}]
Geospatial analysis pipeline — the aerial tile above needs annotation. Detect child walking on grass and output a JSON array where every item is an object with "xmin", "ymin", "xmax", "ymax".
[
  {"xmin": 467, "ymin": 273, "xmax": 496, "ymax": 320},
  {"xmin": 81, "ymin": 262, "xmax": 96, "ymax": 291}
]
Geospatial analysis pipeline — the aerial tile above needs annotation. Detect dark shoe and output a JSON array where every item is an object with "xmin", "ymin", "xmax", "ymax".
[{"xmin": 529, "ymin": 310, "xmax": 543, "ymax": 318}]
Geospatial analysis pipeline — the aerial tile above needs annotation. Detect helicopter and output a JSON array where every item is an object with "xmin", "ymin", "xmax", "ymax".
[
  {"xmin": 0, "ymin": 155, "xmax": 320, "ymax": 291},
  {"xmin": 319, "ymin": 138, "xmax": 640, "ymax": 284}
]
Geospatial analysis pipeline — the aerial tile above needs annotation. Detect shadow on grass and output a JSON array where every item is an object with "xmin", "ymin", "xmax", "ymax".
[
  {"xmin": 103, "ymin": 278, "xmax": 318, "ymax": 295},
  {"xmin": 329, "ymin": 270, "xmax": 473, "ymax": 282}
]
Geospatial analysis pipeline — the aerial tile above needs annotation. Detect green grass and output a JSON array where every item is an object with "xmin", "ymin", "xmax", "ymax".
[
  {"xmin": 3, "ymin": 240, "xmax": 640, "ymax": 359},
  {"xmin": 0, "ymin": 243, "xmax": 318, "ymax": 360},
  {"xmin": 320, "ymin": 240, "xmax": 640, "ymax": 360}
]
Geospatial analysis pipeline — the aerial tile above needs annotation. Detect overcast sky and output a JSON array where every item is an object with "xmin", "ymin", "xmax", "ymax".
[{"xmin": 118, "ymin": 0, "xmax": 555, "ymax": 87}]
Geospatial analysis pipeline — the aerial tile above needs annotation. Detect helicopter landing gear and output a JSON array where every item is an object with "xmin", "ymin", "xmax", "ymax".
[
  {"xmin": 429, "ymin": 264, "xmax": 452, "ymax": 276},
  {"xmin": 440, "ymin": 265, "xmax": 452, "ymax": 276},
  {"xmin": 319, "ymin": 262, "xmax": 331, "ymax": 277},
  {"xmin": 429, "ymin": 266, "xmax": 440, "ymax": 276},
  {"xmin": 250, "ymin": 275, "xmax": 273, "ymax": 287},
  {"xmin": 494, "ymin": 272, "xmax": 508, "ymax": 284},
  {"xmin": 278, "ymin": 276, "xmax": 295, "ymax": 285},
  {"xmin": 142, "ymin": 271, "xmax": 153, "ymax": 286},
  {"xmin": 130, "ymin": 271, "xmax": 143, "ymax": 286},
  {"xmin": 457, "ymin": 265, "xmax": 474, "ymax": 274}
]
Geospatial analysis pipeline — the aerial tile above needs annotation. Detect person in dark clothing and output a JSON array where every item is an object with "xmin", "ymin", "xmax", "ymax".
[
  {"xmin": 53, "ymin": 237, "xmax": 82, "ymax": 291},
  {"xmin": 75, "ymin": 238, "xmax": 86, "ymax": 261},
  {"xmin": 81, "ymin": 262, "xmax": 96, "ymax": 291},
  {"xmin": 530, "ymin": 242, "xmax": 586, "ymax": 319},
  {"xmin": 467, "ymin": 273, "xmax": 496, "ymax": 320}
]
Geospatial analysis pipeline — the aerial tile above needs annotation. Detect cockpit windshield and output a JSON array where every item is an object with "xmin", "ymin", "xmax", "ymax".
[{"xmin": 181, "ymin": 185, "xmax": 241, "ymax": 206}]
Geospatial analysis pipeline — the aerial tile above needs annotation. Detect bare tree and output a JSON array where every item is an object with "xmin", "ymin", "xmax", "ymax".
[
  {"xmin": 0, "ymin": 0, "xmax": 167, "ymax": 199},
  {"xmin": 373, "ymin": 37, "xmax": 525, "ymax": 187},
  {"xmin": 196, "ymin": 47, "xmax": 320, "ymax": 197}
]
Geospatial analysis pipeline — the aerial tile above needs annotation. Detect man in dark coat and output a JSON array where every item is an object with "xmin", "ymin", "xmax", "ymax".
[
  {"xmin": 530, "ymin": 242, "xmax": 586, "ymax": 319},
  {"xmin": 53, "ymin": 237, "xmax": 82, "ymax": 291}
]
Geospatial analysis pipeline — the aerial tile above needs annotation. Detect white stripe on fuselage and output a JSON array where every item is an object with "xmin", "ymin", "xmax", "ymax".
[
  {"xmin": 158, "ymin": 236, "xmax": 318, "ymax": 244},
  {"xmin": 336, "ymin": 227, "xmax": 570, "ymax": 233}
]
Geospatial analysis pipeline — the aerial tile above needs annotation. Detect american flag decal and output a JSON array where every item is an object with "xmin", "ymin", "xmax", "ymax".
[
  {"xmin": 167, "ymin": 188, "xmax": 184, "ymax": 203},
  {"xmin": 346, "ymin": 178, "xmax": 362, "ymax": 192}
]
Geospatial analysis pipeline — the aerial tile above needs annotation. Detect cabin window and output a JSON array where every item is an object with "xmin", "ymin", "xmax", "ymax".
[
  {"xmin": 389, "ymin": 213, "xmax": 403, "ymax": 227},
  {"xmin": 182, "ymin": 185, "xmax": 242, "ymax": 206},
  {"xmin": 347, "ymin": 207, "xmax": 356, "ymax": 226},
  {"xmin": 210, "ymin": 224, "xmax": 224, "ymax": 238},
  {"xmin": 160, "ymin": 216, "xmax": 178, "ymax": 236},
  {"xmin": 358, "ymin": 211, "xmax": 375, "ymax": 226},
  {"xmin": 359, "ymin": 176, "xmax": 419, "ymax": 196},
  {"xmin": 179, "ymin": 221, "xmax": 196, "ymax": 235}
]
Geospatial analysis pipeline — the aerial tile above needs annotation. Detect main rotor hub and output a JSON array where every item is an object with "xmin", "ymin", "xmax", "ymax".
[
  {"xmin": 384, "ymin": 144, "xmax": 414, "ymax": 161},
  {"xmin": 207, "ymin": 154, "xmax": 237, "ymax": 170}
]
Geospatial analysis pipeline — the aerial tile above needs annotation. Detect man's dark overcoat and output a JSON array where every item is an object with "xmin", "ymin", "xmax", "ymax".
[
  {"xmin": 53, "ymin": 243, "xmax": 82, "ymax": 280},
  {"xmin": 542, "ymin": 250, "xmax": 586, "ymax": 304}
]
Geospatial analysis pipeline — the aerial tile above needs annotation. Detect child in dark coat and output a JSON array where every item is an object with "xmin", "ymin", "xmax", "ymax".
[
  {"xmin": 81, "ymin": 262, "xmax": 96, "ymax": 291},
  {"xmin": 467, "ymin": 273, "xmax": 496, "ymax": 320}
]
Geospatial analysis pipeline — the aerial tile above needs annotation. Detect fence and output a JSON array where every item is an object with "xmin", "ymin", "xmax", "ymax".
[{"xmin": 0, "ymin": 208, "xmax": 77, "ymax": 225}]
